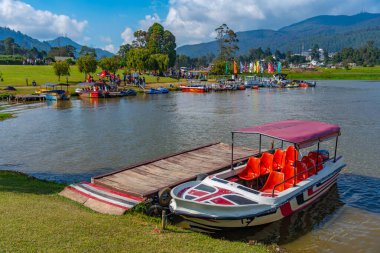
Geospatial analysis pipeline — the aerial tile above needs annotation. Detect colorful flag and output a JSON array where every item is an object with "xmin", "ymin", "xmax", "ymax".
[
  {"xmin": 244, "ymin": 62, "xmax": 248, "ymax": 73},
  {"xmin": 233, "ymin": 61, "xmax": 238, "ymax": 75},
  {"xmin": 225, "ymin": 61, "xmax": 229, "ymax": 75},
  {"xmin": 240, "ymin": 62, "xmax": 244, "ymax": 73},
  {"xmin": 268, "ymin": 63, "xmax": 274, "ymax": 73},
  {"xmin": 249, "ymin": 62, "xmax": 253, "ymax": 73},
  {"xmin": 277, "ymin": 62, "xmax": 281, "ymax": 73},
  {"xmin": 256, "ymin": 61, "xmax": 260, "ymax": 73}
]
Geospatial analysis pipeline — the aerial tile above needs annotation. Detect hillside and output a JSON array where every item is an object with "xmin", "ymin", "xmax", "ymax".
[
  {"xmin": 177, "ymin": 13, "xmax": 380, "ymax": 57},
  {"xmin": 0, "ymin": 28, "xmax": 113, "ymax": 58}
]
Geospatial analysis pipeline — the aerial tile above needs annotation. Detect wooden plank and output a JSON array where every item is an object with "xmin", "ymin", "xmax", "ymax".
[
  {"xmin": 94, "ymin": 178, "xmax": 146, "ymax": 198},
  {"xmin": 180, "ymin": 153, "xmax": 229, "ymax": 168},
  {"xmin": 151, "ymin": 159, "xmax": 187, "ymax": 172},
  {"xmin": 93, "ymin": 143, "xmax": 259, "ymax": 198},
  {"xmin": 92, "ymin": 142, "xmax": 221, "ymax": 180}
]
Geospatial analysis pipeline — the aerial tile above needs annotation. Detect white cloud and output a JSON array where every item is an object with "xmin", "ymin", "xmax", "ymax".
[
  {"xmin": 0, "ymin": 0, "xmax": 87, "ymax": 39},
  {"xmin": 139, "ymin": 13, "xmax": 161, "ymax": 30},
  {"xmin": 104, "ymin": 44, "xmax": 116, "ymax": 53},
  {"xmin": 121, "ymin": 27, "xmax": 134, "ymax": 44},
  {"xmin": 162, "ymin": 0, "xmax": 380, "ymax": 46}
]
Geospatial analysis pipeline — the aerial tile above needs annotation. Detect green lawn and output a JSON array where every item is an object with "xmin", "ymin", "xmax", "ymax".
[
  {"xmin": 283, "ymin": 66, "xmax": 380, "ymax": 80},
  {"xmin": 0, "ymin": 171, "xmax": 272, "ymax": 252},
  {"xmin": 0, "ymin": 112, "xmax": 13, "ymax": 121},
  {"xmin": 0, "ymin": 65, "xmax": 182, "ymax": 87}
]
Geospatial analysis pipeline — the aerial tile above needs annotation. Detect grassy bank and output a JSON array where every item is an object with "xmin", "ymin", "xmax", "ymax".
[
  {"xmin": 0, "ymin": 171, "xmax": 272, "ymax": 252},
  {"xmin": 0, "ymin": 112, "xmax": 13, "ymax": 121},
  {"xmin": 283, "ymin": 66, "xmax": 380, "ymax": 80},
  {"xmin": 0, "ymin": 65, "xmax": 182, "ymax": 87}
]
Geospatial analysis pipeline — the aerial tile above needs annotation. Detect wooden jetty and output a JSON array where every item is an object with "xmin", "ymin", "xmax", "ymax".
[
  {"xmin": 1, "ymin": 94, "xmax": 45, "ymax": 102},
  {"xmin": 92, "ymin": 142, "xmax": 256, "ymax": 198},
  {"xmin": 14, "ymin": 94, "xmax": 45, "ymax": 102},
  {"xmin": 60, "ymin": 142, "xmax": 257, "ymax": 215}
]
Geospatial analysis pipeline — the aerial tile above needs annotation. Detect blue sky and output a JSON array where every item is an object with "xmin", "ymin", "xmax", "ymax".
[{"xmin": 1, "ymin": 0, "xmax": 380, "ymax": 53}]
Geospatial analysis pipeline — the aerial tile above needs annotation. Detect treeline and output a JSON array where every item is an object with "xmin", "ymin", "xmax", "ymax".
[
  {"xmin": 331, "ymin": 41, "xmax": 380, "ymax": 67},
  {"xmin": 0, "ymin": 37, "xmax": 47, "ymax": 64},
  {"xmin": 176, "ymin": 41, "xmax": 380, "ymax": 71}
]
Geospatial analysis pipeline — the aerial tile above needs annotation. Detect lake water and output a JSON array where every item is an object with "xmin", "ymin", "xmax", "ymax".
[{"xmin": 1, "ymin": 80, "xmax": 379, "ymax": 252}]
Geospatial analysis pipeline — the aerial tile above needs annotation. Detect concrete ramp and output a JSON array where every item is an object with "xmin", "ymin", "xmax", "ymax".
[{"xmin": 59, "ymin": 182, "xmax": 143, "ymax": 215}]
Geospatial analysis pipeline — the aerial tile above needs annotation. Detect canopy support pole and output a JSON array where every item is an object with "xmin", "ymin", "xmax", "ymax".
[
  {"xmin": 334, "ymin": 136, "xmax": 338, "ymax": 162},
  {"xmin": 316, "ymin": 142, "xmax": 320, "ymax": 175},
  {"xmin": 259, "ymin": 134, "xmax": 262, "ymax": 154},
  {"xmin": 293, "ymin": 143, "xmax": 297, "ymax": 186},
  {"xmin": 231, "ymin": 132, "xmax": 234, "ymax": 170}
]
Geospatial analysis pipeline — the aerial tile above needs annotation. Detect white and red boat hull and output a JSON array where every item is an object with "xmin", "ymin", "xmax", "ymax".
[{"xmin": 170, "ymin": 157, "xmax": 345, "ymax": 231}]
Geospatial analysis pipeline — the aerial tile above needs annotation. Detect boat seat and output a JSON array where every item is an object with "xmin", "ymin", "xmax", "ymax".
[
  {"xmin": 309, "ymin": 150, "xmax": 329, "ymax": 161},
  {"xmin": 238, "ymin": 157, "xmax": 261, "ymax": 181},
  {"xmin": 296, "ymin": 162, "xmax": 308, "ymax": 183},
  {"xmin": 285, "ymin": 146, "xmax": 299, "ymax": 166},
  {"xmin": 260, "ymin": 152, "xmax": 274, "ymax": 176},
  {"xmin": 301, "ymin": 156, "xmax": 317, "ymax": 176},
  {"xmin": 308, "ymin": 152, "xmax": 324, "ymax": 171},
  {"xmin": 260, "ymin": 171, "xmax": 285, "ymax": 193},
  {"xmin": 273, "ymin": 149, "xmax": 286, "ymax": 171},
  {"xmin": 281, "ymin": 164, "xmax": 295, "ymax": 189}
]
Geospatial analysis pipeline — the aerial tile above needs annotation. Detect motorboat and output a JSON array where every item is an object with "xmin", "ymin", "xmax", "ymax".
[
  {"xmin": 77, "ymin": 82, "xmax": 108, "ymax": 98},
  {"xmin": 120, "ymin": 89, "xmax": 137, "ymax": 96},
  {"xmin": 299, "ymin": 81, "xmax": 317, "ymax": 88},
  {"xmin": 41, "ymin": 83, "xmax": 71, "ymax": 100},
  {"xmin": 145, "ymin": 87, "xmax": 169, "ymax": 94},
  {"xmin": 170, "ymin": 120, "xmax": 345, "ymax": 231},
  {"xmin": 180, "ymin": 84, "xmax": 210, "ymax": 93}
]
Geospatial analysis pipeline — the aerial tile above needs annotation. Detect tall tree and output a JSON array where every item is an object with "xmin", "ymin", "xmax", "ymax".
[
  {"xmin": 98, "ymin": 56, "xmax": 120, "ymax": 74},
  {"xmin": 118, "ymin": 44, "xmax": 132, "ymax": 58},
  {"xmin": 53, "ymin": 61, "xmax": 70, "ymax": 81},
  {"xmin": 162, "ymin": 30, "xmax": 176, "ymax": 67},
  {"xmin": 215, "ymin": 24, "xmax": 239, "ymax": 60},
  {"xmin": 148, "ymin": 54, "xmax": 169, "ymax": 73},
  {"xmin": 132, "ymin": 30, "xmax": 147, "ymax": 48},
  {"xmin": 146, "ymin": 23, "xmax": 165, "ymax": 54},
  {"xmin": 77, "ymin": 55, "xmax": 97, "ymax": 80},
  {"xmin": 125, "ymin": 48, "xmax": 150, "ymax": 71}
]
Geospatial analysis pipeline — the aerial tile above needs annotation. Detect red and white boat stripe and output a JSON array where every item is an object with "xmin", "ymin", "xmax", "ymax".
[{"xmin": 67, "ymin": 181, "xmax": 143, "ymax": 210}]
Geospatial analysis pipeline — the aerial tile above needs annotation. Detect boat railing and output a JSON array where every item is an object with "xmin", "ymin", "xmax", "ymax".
[{"xmin": 271, "ymin": 158, "xmax": 329, "ymax": 197}]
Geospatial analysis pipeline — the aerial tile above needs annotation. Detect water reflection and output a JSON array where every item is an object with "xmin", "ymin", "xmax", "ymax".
[{"xmin": 46, "ymin": 100, "xmax": 73, "ymax": 110}]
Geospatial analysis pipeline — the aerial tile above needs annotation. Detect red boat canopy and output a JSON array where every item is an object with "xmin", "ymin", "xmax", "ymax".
[{"xmin": 234, "ymin": 120, "xmax": 340, "ymax": 147}]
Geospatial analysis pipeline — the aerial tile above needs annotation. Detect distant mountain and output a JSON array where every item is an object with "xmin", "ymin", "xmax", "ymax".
[
  {"xmin": 177, "ymin": 13, "xmax": 380, "ymax": 57},
  {"xmin": 0, "ymin": 27, "xmax": 113, "ymax": 58},
  {"xmin": 45, "ymin": 37, "xmax": 113, "ymax": 58},
  {"xmin": 0, "ymin": 27, "xmax": 50, "ymax": 52}
]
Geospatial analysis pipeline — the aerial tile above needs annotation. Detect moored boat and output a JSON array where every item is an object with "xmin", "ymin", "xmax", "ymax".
[
  {"xmin": 145, "ymin": 87, "xmax": 169, "ymax": 94},
  {"xmin": 170, "ymin": 120, "xmax": 345, "ymax": 231},
  {"xmin": 41, "ymin": 83, "xmax": 71, "ymax": 100},
  {"xmin": 180, "ymin": 84, "xmax": 210, "ymax": 93},
  {"xmin": 77, "ymin": 82, "xmax": 108, "ymax": 98},
  {"xmin": 299, "ymin": 80, "xmax": 317, "ymax": 88}
]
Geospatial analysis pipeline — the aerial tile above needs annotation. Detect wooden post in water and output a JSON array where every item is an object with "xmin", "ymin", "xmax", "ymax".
[{"xmin": 161, "ymin": 210, "xmax": 167, "ymax": 230}]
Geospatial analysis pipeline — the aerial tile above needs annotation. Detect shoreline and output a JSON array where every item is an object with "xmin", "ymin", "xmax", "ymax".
[{"xmin": 0, "ymin": 170, "xmax": 277, "ymax": 252}]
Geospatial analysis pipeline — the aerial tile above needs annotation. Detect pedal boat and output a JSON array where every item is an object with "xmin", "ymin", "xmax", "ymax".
[{"xmin": 169, "ymin": 120, "xmax": 346, "ymax": 231}]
